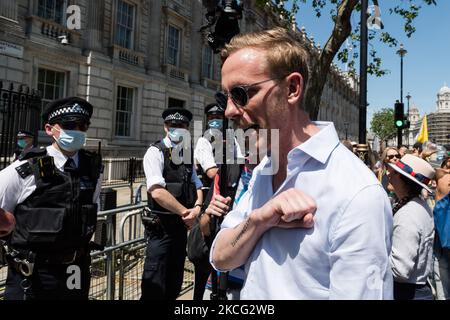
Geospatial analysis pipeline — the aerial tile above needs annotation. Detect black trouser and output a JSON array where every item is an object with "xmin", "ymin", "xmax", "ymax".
[
  {"xmin": 193, "ymin": 258, "xmax": 212, "ymax": 300},
  {"xmin": 141, "ymin": 214, "xmax": 187, "ymax": 300},
  {"xmin": 394, "ymin": 281, "xmax": 434, "ymax": 300},
  {"xmin": 5, "ymin": 254, "xmax": 91, "ymax": 300}
]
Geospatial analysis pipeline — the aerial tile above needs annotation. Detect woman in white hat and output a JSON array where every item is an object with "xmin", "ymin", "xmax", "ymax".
[{"xmin": 387, "ymin": 154, "xmax": 436, "ymax": 300}]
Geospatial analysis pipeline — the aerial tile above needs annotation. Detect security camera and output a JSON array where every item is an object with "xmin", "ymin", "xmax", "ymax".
[{"xmin": 58, "ymin": 35, "xmax": 69, "ymax": 45}]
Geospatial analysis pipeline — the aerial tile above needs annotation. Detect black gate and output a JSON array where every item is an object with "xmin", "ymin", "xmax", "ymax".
[{"xmin": 0, "ymin": 82, "xmax": 41, "ymax": 169}]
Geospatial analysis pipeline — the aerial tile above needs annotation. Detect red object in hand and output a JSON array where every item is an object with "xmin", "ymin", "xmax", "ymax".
[{"xmin": 0, "ymin": 208, "xmax": 15, "ymax": 237}]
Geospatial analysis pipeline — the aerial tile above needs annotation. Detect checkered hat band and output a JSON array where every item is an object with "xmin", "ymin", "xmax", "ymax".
[
  {"xmin": 165, "ymin": 112, "xmax": 188, "ymax": 122},
  {"xmin": 48, "ymin": 103, "xmax": 90, "ymax": 121}
]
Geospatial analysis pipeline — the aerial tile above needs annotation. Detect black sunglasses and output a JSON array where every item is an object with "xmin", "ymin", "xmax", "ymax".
[
  {"xmin": 215, "ymin": 76, "xmax": 286, "ymax": 108},
  {"xmin": 387, "ymin": 154, "xmax": 401, "ymax": 160},
  {"xmin": 60, "ymin": 121, "xmax": 90, "ymax": 131}
]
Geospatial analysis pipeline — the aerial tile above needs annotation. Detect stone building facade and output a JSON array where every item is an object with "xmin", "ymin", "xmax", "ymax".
[
  {"xmin": 0, "ymin": 0, "xmax": 359, "ymax": 157},
  {"xmin": 428, "ymin": 84, "xmax": 450, "ymax": 146}
]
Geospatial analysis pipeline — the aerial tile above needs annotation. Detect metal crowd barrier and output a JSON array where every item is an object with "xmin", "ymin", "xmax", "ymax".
[{"xmin": 0, "ymin": 202, "xmax": 195, "ymax": 300}]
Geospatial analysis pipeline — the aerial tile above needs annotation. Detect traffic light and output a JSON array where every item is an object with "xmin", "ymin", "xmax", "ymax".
[{"xmin": 394, "ymin": 101, "xmax": 405, "ymax": 129}]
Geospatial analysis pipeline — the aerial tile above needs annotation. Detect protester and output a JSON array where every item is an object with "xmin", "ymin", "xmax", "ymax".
[
  {"xmin": 430, "ymin": 160, "xmax": 450, "ymax": 300},
  {"xmin": 378, "ymin": 147, "xmax": 401, "ymax": 199},
  {"xmin": 387, "ymin": 154, "xmax": 436, "ymax": 300},
  {"xmin": 210, "ymin": 27, "xmax": 393, "ymax": 299}
]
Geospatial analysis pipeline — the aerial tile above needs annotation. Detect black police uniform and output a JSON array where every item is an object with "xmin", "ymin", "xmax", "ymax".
[
  {"xmin": 141, "ymin": 108, "xmax": 198, "ymax": 300},
  {"xmin": 2, "ymin": 97, "xmax": 102, "ymax": 300}
]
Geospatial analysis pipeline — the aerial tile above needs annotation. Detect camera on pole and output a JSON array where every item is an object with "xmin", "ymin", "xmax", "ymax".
[{"xmin": 200, "ymin": 1, "xmax": 243, "ymax": 54}]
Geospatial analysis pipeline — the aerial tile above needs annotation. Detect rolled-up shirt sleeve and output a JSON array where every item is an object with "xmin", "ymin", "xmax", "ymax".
[
  {"xmin": 194, "ymin": 137, "xmax": 217, "ymax": 173},
  {"xmin": 329, "ymin": 184, "xmax": 394, "ymax": 300},
  {"xmin": 143, "ymin": 146, "xmax": 165, "ymax": 190}
]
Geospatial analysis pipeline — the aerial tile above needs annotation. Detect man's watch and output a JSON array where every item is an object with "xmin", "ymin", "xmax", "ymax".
[{"xmin": 194, "ymin": 203, "xmax": 203, "ymax": 209}]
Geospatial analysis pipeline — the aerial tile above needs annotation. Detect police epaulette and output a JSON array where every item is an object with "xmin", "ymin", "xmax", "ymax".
[
  {"xmin": 15, "ymin": 162, "xmax": 32, "ymax": 179},
  {"xmin": 18, "ymin": 147, "xmax": 47, "ymax": 161}
]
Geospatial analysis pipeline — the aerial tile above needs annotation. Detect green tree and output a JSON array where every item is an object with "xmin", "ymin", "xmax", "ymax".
[
  {"xmin": 254, "ymin": 0, "xmax": 437, "ymax": 119},
  {"xmin": 370, "ymin": 108, "xmax": 396, "ymax": 143}
]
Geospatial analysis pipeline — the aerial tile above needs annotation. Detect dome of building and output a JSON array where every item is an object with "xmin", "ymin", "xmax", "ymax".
[{"xmin": 439, "ymin": 83, "xmax": 450, "ymax": 95}]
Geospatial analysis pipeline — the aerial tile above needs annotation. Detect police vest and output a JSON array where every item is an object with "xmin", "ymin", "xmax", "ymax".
[
  {"xmin": 147, "ymin": 141, "xmax": 197, "ymax": 213},
  {"xmin": 9, "ymin": 147, "xmax": 102, "ymax": 253}
]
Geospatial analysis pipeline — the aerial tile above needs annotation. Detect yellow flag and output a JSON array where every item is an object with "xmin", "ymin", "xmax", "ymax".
[{"xmin": 416, "ymin": 115, "xmax": 428, "ymax": 143}]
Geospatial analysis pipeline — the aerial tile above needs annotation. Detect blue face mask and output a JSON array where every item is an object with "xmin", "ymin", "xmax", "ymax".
[
  {"xmin": 208, "ymin": 119, "xmax": 223, "ymax": 130},
  {"xmin": 17, "ymin": 140, "xmax": 27, "ymax": 149},
  {"xmin": 168, "ymin": 128, "xmax": 186, "ymax": 143},
  {"xmin": 53, "ymin": 127, "xmax": 87, "ymax": 152}
]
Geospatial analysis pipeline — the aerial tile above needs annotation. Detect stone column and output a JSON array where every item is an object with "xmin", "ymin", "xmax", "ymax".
[
  {"xmin": 189, "ymin": 0, "xmax": 203, "ymax": 84},
  {"xmin": 84, "ymin": 0, "xmax": 104, "ymax": 51},
  {"xmin": 147, "ymin": 0, "xmax": 163, "ymax": 71}
]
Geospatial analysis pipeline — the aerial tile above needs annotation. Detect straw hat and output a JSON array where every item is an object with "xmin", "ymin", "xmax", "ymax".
[{"xmin": 388, "ymin": 154, "xmax": 435, "ymax": 193}]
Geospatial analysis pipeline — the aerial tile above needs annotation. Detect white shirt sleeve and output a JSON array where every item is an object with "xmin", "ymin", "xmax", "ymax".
[
  {"xmin": 194, "ymin": 137, "xmax": 217, "ymax": 173},
  {"xmin": 143, "ymin": 146, "xmax": 166, "ymax": 190},
  {"xmin": 0, "ymin": 160, "xmax": 36, "ymax": 213},
  {"xmin": 329, "ymin": 184, "xmax": 394, "ymax": 300}
]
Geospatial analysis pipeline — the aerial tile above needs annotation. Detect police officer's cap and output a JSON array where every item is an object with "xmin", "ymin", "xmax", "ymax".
[
  {"xmin": 204, "ymin": 103, "xmax": 224, "ymax": 115},
  {"xmin": 17, "ymin": 130, "xmax": 34, "ymax": 138},
  {"xmin": 42, "ymin": 97, "xmax": 93, "ymax": 125},
  {"xmin": 162, "ymin": 107, "xmax": 192, "ymax": 125}
]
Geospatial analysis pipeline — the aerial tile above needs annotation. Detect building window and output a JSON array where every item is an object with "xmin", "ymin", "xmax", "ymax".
[
  {"xmin": 202, "ymin": 47, "xmax": 214, "ymax": 79},
  {"xmin": 167, "ymin": 25, "xmax": 180, "ymax": 66},
  {"xmin": 168, "ymin": 98, "xmax": 185, "ymax": 109},
  {"xmin": 37, "ymin": 0, "xmax": 66, "ymax": 24},
  {"xmin": 37, "ymin": 68, "xmax": 66, "ymax": 124},
  {"xmin": 115, "ymin": 0, "xmax": 135, "ymax": 49},
  {"xmin": 115, "ymin": 86, "xmax": 134, "ymax": 137}
]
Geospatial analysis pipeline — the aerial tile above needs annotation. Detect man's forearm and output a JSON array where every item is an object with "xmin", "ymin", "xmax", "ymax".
[
  {"xmin": 212, "ymin": 208, "xmax": 269, "ymax": 270},
  {"xmin": 150, "ymin": 187, "xmax": 187, "ymax": 216}
]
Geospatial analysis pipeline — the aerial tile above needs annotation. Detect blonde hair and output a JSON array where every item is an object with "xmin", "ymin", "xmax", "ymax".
[
  {"xmin": 221, "ymin": 27, "xmax": 310, "ymax": 94},
  {"xmin": 381, "ymin": 147, "xmax": 399, "ymax": 164}
]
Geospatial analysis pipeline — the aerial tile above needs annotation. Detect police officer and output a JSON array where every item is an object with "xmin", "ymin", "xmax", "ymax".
[
  {"xmin": 194, "ymin": 103, "xmax": 225, "ymax": 188},
  {"xmin": 141, "ymin": 107, "xmax": 203, "ymax": 300},
  {"xmin": 12, "ymin": 130, "xmax": 34, "ymax": 161},
  {"xmin": 0, "ymin": 97, "xmax": 102, "ymax": 300}
]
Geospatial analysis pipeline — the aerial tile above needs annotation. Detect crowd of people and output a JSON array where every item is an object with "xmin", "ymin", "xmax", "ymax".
[{"xmin": 0, "ymin": 26, "xmax": 448, "ymax": 301}]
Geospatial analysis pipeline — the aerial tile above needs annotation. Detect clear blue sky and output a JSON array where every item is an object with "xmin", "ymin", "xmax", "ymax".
[{"xmin": 289, "ymin": 0, "xmax": 449, "ymax": 125}]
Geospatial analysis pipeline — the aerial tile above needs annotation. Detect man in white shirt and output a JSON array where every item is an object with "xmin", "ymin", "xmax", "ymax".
[
  {"xmin": 210, "ymin": 27, "xmax": 394, "ymax": 299},
  {"xmin": 141, "ymin": 107, "xmax": 203, "ymax": 300}
]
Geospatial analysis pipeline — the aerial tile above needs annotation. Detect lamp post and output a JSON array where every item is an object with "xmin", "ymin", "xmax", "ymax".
[
  {"xmin": 357, "ymin": 0, "xmax": 369, "ymax": 163},
  {"xmin": 406, "ymin": 93, "xmax": 411, "ymax": 147},
  {"xmin": 396, "ymin": 43, "xmax": 407, "ymax": 147}
]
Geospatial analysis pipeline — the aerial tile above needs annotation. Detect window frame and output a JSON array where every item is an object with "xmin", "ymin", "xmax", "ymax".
[
  {"xmin": 202, "ymin": 46, "xmax": 214, "ymax": 79},
  {"xmin": 114, "ymin": 85, "xmax": 135, "ymax": 138},
  {"xmin": 167, "ymin": 25, "xmax": 181, "ymax": 67},
  {"xmin": 37, "ymin": 67, "xmax": 67, "ymax": 125},
  {"xmin": 115, "ymin": 0, "xmax": 136, "ymax": 50},
  {"xmin": 37, "ymin": 0, "xmax": 68, "ymax": 25}
]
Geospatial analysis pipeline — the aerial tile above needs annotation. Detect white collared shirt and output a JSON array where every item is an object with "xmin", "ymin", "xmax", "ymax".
[
  {"xmin": 211, "ymin": 122, "xmax": 394, "ymax": 300},
  {"xmin": 143, "ymin": 137, "xmax": 203, "ymax": 190},
  {"xmin": 0, "ymin": 145, "xmax": 102, "ymax": 213}
]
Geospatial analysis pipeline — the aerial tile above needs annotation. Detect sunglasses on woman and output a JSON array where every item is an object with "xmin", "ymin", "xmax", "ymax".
[
  {"xmin": 215, "ymin": 76, "xmax": 286, "ymax": 108},
  {"xmin": 386, "ymin": 154, "xmax": 401, "ymax": 160}
]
